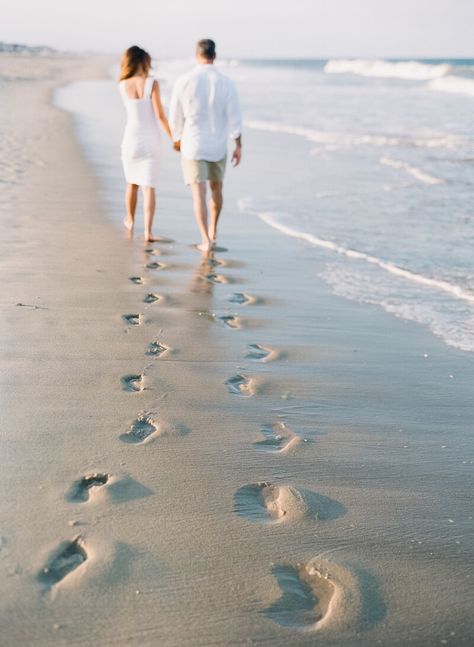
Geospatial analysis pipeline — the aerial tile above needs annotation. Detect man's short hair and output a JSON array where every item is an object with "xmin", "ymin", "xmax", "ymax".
[{"xmin": 197, "ymin": 39, "xmax": 216, "ymax": 60}]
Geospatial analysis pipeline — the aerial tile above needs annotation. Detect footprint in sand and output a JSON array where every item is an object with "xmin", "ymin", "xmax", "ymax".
[
  {"xmin": 229, "ymin": 292, "xmax": 257, "ymax": 305},
  {"xmin": 246, "ymin": 343, "xmax": 278, "ymax": 362},
  {"xmin": 67, "ymin": 474, "xmax": 109, "ymax": 502},
  {"xmin": 129, "ymin": 276, "xmax": 144, "ymax": 285},
  {"xmin": 38, "ymin": 537, "xmax": 87, "ymax": 588},
  {"xmin": 199, "ymin": 312, "xmax": 241, "ymax": 328},
  {"xmin": 145, "ymin": 261, "xmax": 165, "ymax": 270},
  {"xmin": 264, "ymin": 557, "xmax": 363, "ymax": 632},
  {"xmin": 264, "ymin": 561, "xmax": 336, "ymax": 630},
  {"xmin": 120, "ymin": 413, "xmax": 159, "ymax": 444},
  {"xmin": 143, "ymin": 293, "xmax": 161, "ymax": 304},
  {"xmin": 121, "ymin": 373, "xmax": 144, "ymax": 392},
  {"xmin": 254, "ymin": 422, "xmax": 300, "ymax": 453},
  {"xmin": 206, "ymin": 272, "xmax": 229, "ymax": 284},
  {"xmin": 235, "ymin": 482, "xmax": 346, "ymax": 523},
  {"xmin": 225, "ymin": 374, "xmax": 254, "ymax": 396},
  {"xmin": 146, "ymin": 341, "xmax": 168, "ymax": 357},
  {"xmin": 234, "ymin": 482, "xmax": 313, "ymax": 523},
  {"xmin": 122, "ymin": 314, "xmax": 142, "ymax": 326},
  {"xmin": 146, "ymin": 236, "xmax": 174, "ymax": 244},
  {"xmin": 144, "ymin": 247, "xmax": 162, "ymax": 256},
  {"xmin": 218, "ymin": 314, "xmax": 240, "ymax": 329},
  {"xmin": 207, "ymin": 257, "xmax": 226, "ymax": 268}
]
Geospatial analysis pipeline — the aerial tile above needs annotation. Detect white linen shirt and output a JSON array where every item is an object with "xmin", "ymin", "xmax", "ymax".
[{"xmin": 169, "ymin": 64, "xmax": 242, "ymax": 162}]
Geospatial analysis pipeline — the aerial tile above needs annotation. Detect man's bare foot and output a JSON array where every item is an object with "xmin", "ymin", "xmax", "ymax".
[
  {"xmin": 124, "ymin": 216, "xmax": 134, "ymax": 232},
  {"xmin": 197, "ymin": 241, "xmax": 212, "ymax": 253}
]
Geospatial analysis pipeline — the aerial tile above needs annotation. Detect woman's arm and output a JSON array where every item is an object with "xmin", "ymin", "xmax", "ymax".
[
  {"xmin": 169, "ymin": 79, "xmax": 184, "ymax": 152},
  {"xmin": 151, "ymin": 80, "xmax": 172, "ymax": 139}
]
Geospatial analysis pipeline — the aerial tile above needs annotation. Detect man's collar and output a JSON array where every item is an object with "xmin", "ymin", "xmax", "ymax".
[{"xmin": 195, "ymin": 63, "xmax": 215, "ymax": 72}]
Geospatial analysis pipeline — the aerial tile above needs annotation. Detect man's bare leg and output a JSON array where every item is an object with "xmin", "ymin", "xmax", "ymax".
[
  {"xmin": 124, "ymin": 183, "xmax": 138, "ymax": 232},
  {"xmin": 191, "ymin": 182, "xmax": 212, "ymax": 252},
  {"xmin": 208, "ymin": 180, "xmax": 223, "ymax": 245},
  {"xmin": 143, "ymin": 186, "xmax": 157, "ymax": 242}
]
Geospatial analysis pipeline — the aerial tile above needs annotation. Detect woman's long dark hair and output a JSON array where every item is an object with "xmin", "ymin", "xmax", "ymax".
[{"xmin": 119, "ymin": 46, "xmax": 151, "ymax": 81}]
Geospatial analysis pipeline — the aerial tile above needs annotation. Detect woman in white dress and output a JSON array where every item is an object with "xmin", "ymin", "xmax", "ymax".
[{"xmin": 119, "ymin": 46, "xmax": 171, "ymax": 242}]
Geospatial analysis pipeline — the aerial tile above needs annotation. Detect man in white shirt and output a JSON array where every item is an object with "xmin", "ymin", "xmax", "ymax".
[{"xmin": 169, "ymin": 39, "xmax": 242, "ymax": 252}]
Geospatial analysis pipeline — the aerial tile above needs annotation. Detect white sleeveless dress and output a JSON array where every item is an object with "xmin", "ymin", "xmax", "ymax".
[{"xmin": 119, "ymin": 77, "xmax": 161, "ymax": 188}]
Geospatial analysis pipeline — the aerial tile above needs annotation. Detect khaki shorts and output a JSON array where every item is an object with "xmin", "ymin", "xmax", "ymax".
[{"xmin": 181, "ymin": 156, "xmax": 227, "ymax": 185}]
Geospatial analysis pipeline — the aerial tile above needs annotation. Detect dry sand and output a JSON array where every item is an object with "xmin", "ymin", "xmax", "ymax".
[{"xmin": 0, "ymin": 54, "xmax": 473, "ymax": 646}]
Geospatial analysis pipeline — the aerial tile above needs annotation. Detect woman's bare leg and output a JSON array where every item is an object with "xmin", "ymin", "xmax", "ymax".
[
  {"xmin": 124, "ymin": 183, "xmax": 138, "ymax": 232},
  {"xmin": 143, "ymin": 186, "xmax": 157, "ymax": 242}
]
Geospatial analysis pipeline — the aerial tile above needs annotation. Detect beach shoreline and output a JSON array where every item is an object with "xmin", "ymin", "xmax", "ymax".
[{"xmin": 1, "ymin": 53, "xmax": 473, "ymax": 646}]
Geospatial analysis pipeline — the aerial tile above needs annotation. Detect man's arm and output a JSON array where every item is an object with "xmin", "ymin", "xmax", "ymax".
[
  {"xmin": 231, "ymin": 135, "xmax": 242, "ymax": 167},
  {"xmin": 169, "ymin": 80, "xmax": 184, "ymax": 151},
  {"xmin": 227, "ymin": 81, "xmax": 242, "ymax": 166}
]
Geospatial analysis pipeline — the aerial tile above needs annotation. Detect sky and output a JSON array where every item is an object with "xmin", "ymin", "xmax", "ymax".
[{"xmin": 2, "ymin": 0, "xmax": 473, "ymax": 59}]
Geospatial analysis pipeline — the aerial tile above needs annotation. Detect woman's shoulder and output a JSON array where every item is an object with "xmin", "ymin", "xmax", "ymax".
[{"xmin": 147, "ymin": 76, "xmax": 160, "ymax": 93}]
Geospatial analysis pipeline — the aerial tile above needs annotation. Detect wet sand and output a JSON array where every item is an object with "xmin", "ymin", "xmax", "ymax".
[{"xmin": 0, "ymin": 54, "xmax": 473, "ymax": 646}]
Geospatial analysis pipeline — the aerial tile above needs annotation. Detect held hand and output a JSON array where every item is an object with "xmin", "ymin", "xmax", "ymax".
[
  {"xmin": 231, "ymin": 144, "xmax": 242, "ymax": 167},
  {"xmin": 173, "ymin": 140, "xmax": 181, "ymax": 152}
]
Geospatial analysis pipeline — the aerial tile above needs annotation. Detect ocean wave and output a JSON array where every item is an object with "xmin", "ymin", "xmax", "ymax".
[
  {"xmin": 321, "ymin": 264, "xmax": 474, "ymax": 353},
  {"xmin": 238, "ymin": 199, "xmax": 474, "ymax": 306},
  {"xmin": 244, "ymin": 119, "xmax": 463, "ymax": 150},
  {"xmin": 429, "ymin": 75, "xmax": 474, "ymax": 97},
  {"xmin": 324, "ymin": 58, "xmax": 451, "ymax": 80},
  {"xmin": 379, "ymin": 157, "xmax": 445, "ymax": 185}
]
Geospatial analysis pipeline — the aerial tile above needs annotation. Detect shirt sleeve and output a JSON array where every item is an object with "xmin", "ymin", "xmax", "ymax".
[
  {"xmin": 169, "ymin": 80, "xmax": 184, "ymax": 142},
  {"xmin": 226, "ymin": 80, "xmax": 242, "ymax": 141}
]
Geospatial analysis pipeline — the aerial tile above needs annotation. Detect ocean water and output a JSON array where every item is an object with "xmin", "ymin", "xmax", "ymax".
[
  {"xmin": 56, "ymin": 57, "xmax": 474, "ymax": 352},
  {"xmin": 233, "ymin": 58, "xmax": 474, "ymax": 353}
]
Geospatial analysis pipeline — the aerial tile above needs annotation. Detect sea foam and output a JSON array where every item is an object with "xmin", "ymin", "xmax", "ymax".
[
  {"xmin": 244, "ymin": 120, "xmax": 462, "ymax": 150},
  {"xmin": 321, "ymin": 263, "xmax": 474, "ymax": 353},
  {"xmin": 238, "ymin": 200, "xmax": 474, "ymax": 307},
  {"xmin": 324, "ymin": 59, "xmax": 474, "ymax": 98},
  {"xmin": 324, "ymin": 59, "xmax": 451, "ymax": 80},
  {"xmin": 428, "ymin": 75, "xmax": 474, "ymax": 97},
  {"xmin": 379, "ymin": 157, "xmax": 445, "ymax": 185}
]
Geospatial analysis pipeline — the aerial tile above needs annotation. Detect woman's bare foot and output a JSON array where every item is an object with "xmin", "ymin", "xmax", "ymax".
[
  {"xmin": 145, "ymin": 235, "xmax": 160, "ymax": 243},
  {"xmin": 124, "ymin": 216, "xmax": 134, "ymax": 232}
]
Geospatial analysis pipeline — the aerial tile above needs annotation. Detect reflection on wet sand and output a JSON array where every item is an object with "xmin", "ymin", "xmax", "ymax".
[{"xmin": 189, "ymin": 251, "xmax": 220, "ymax": 297}]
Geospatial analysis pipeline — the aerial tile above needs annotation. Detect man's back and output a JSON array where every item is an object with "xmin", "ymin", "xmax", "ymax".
[{"xmin": 170, "ymin": 65, "xmax": 241, "ymax": 162}]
